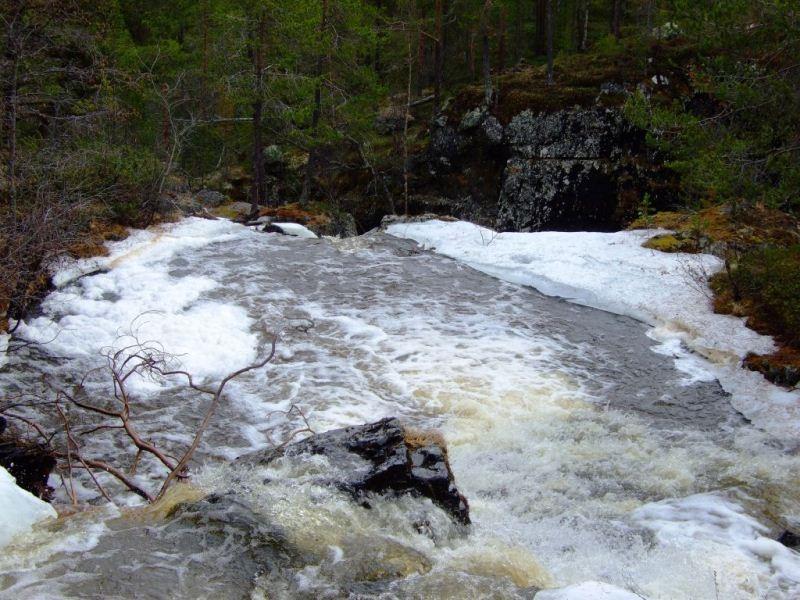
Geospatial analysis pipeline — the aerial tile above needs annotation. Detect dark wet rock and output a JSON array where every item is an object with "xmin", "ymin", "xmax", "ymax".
[
  {"xmin": 263, "ymin": 224, "xmax": 287, "ymax": 235},
  {"xmin": 744, "ymin": 351, "xmax": 800, "ymax": 389},
  {"xmin": 418, "ymin": 102, "xmax": 664, "ymax": 231},
  {"xmin": 0, "ymin": 433, "xmax": 56, "ymax": 500},
  {"xmin": 496, "ymin": 107, "xmax": 641, "ymax": 232},
  {"xmin": 778, "ymin": 530, "xmax": 800, "ymax": 550},
  {"xmin": 316, "ymin": 210, "xmax": 358, "ymax": 238},
  {"xmin": 240, "ymin": 418, "xmax": 470, "ymax": 525}
]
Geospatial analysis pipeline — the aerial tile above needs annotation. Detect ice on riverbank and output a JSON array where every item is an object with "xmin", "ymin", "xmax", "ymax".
[
  {"xmin": 634, "ymin": 492, "xmax": 800, "ymax": 593},
  {"xmin": 16, "ymin": 218, "xmax": 260, "ymax": 390},
  {"xmin": 0, "ymin": 467, "xmax": 56, "ymax": 548},
  {"xmin": 268, "ymin": 222, "xmax": 318, "ymax": 238},
  {"xmin": 386, "ymin": 219, "xmax": 799, "ymax": 437},
  {"xmin": 536, "ymin": 581, "xmax": 645, "ymax": 600}
]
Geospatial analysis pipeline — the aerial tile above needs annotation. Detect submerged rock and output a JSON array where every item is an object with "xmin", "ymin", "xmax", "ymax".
[
  {"xmin": 535, "ymin": 581, "xmax": 644, "ymax": 599},
  {"xmin": 263, "ymin": 222, "xmax": 318, "ymax": 238},
  {"xmin": 240, "ymin": 417, "xmax": 470, "ymax": 525}
]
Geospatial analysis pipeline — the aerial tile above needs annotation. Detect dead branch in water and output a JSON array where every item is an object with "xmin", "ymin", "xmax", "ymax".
[{"xmin": 2, "ymin": 318, "xmax": 282, "ymax": 504}]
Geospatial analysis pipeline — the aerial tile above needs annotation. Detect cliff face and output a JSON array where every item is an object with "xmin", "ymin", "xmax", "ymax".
[{"xmin": 421, "ymin": 102, "xmax": 660, "ymax": 232}]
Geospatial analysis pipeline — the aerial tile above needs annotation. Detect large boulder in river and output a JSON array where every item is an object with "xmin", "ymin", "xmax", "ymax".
[{"xmin": 240, "ymin": 417, "xmax": 470, "ymax": 525}]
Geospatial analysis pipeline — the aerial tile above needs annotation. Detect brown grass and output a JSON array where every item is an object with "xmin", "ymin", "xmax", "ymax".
[
  {"xmin": 67, "ymin": 220, "xmax": 130, "ymax": 259},
  {"xmin": 402, "ymin": 426, "xmax": 447, "ymax": 453},
  {"xmin": 632, "ymin": 205, "xmax": 800, "ymax": 250},
  {"xmin": 258, "ymin": 203, "xmax": 333, "ymax": 231}
]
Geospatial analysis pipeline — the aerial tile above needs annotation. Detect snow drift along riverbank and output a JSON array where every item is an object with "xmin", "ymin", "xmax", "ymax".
[
  {"xmin": 386, "ymin": 219, "xmax": 800, "ymax": 437},
  {"xmin": 0, "ymin": 467, "xmax": 56, "ymax": 548}
]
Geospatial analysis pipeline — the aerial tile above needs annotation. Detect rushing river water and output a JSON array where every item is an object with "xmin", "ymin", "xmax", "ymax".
[{"xmin": 1, "ymin": 219, "xmax": 799, "ymax": 599}]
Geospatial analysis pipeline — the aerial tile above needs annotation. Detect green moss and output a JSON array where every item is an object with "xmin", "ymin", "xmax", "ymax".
[
  {"xmin": 643, "ymin": 234, "xmax": 687, "ymax": 253},
  {"xmin": 210, "ymin": 204, "xmax": 245, "ymax": 220}
]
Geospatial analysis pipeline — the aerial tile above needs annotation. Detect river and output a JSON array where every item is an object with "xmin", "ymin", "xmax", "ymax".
[{"xmin": 0, "ymin": 218, "xmax": 798, "ymax": 599}]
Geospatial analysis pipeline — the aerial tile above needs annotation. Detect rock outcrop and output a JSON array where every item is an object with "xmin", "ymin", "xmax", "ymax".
[
  {"xmin": 240, "ymin": 417, "xmax": 470, "ymax": 525},
  {"xmin": 498, "ymin": 107, "xmax": 637, "ymax": 231},
  {"xmin": 423, "ymin": 103, "xmax": 655, "ymax": 232}
]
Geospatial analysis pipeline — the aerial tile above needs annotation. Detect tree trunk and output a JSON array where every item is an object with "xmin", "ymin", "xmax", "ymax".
[
  {"xmin": 579, "ymin": 0, "xmax": 589, "ymax": 52},
  {"xmin": 498, "ymin": 7, "xmax": 506, "ymax": 73},
  {"xmin": 404, "ymin": 35, "xmax": 412, "ymax": 216},
  {"xmin": 417, "ymin": 30, "xmax": 426, "ymax": 95},
  {"xmin": 2, "ymin": 4, "xmax": 23, "ymax": 211},
  {"xmin": 513, "ymin": 1, "xmax": 524, "ymax": 65},
  {"xmin": 302, "ymin": 0, "xmax": 328, "ymax": 206},
  {"xmin": 612, "ymin": 0, "xmax": 622, "ymax": 39},
  {"xmin": 250, "ymin": 12, "xmax": 267, "ymax": 216},
  {"xmin": 433, "ymin": 0, "xmax": 443, "ymax": 113},
  {"xmin": 546, "ymin": 0, "xmax": 554, "ymax": 84},
  {"xmin": 535, "ymin": 0, "xmax": 546, "ymax": 55},
  {"xmin": 482, "ymin": 1, "xmax": 493, "ymax": 105},
  {"xmin": 467, "ymin": 30, "xmax": 474, "ymax": 80}
]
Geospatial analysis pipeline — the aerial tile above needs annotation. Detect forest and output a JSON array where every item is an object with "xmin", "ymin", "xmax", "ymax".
[
  {"xmin": 1, "ymin": 2, "xmax": 800, "ymax": 598},
  {"xmin": 2, "ymin": 2, "xmax": 799, "ymax": 352}
]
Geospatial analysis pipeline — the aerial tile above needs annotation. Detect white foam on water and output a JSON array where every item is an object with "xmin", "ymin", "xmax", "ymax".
[
  {"xmin": 0, "ymin": 334, "xmax": 8, "ymax": 369},
  {"xmin": 2, "ymin": 219, "xmax": 799, "ymax": 599},
  {"xmin": 270, "ymin": 222, "xmax": 319, "ymax": 239},
  {"xmin": 0, "ymin": 506, "xmax": 113, "ymax": 599},
  {"xmin": 386, "ymin": 219, "xmax": 800, "ymax": 438}
]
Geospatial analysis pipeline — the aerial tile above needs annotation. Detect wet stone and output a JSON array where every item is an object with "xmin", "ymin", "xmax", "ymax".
[{"xmin": 240, "ymin": 417, "xmax": 471, "ymax": 525}]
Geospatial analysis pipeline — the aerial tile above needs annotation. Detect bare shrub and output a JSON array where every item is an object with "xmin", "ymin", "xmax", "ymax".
[
  {"xmin": 0, "ymin": 196, "xmax": 85, "ymax": 328},
  {"xmin": 2, "ymin": 324, "xmax": 285, "ymax": 505}
]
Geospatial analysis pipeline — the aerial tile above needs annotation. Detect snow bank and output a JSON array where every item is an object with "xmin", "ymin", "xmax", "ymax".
[
  {"xmin": 536, "ymin": 581, "xmax": 644, "ymax": 600},
  {"xmin": 634, "ymin": 492, "xmax": 800, "ymax": 589},
  {"xmin": 0, "ymin": 333, "xmax": 8, "ymax": 369},
  {"xmin": 0, "ymin": 467, "xmax": 57, "ymax": 548},
  {"xmin": 386, "ymin": 220, "xmax": 800, "ymax": 437},
  {"xmin": 270, "ymin": 222, "xmax": 318, "ymax": 239},
  {"xmin": 17, "ymin": 218, "xmax": 260, "ymax": 390}
]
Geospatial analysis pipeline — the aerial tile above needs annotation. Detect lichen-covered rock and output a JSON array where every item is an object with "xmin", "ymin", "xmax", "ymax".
[
  {"xmin": 505, "ymin": 108, "xmax": 628, "ymax": 160},
  {"xmin": 496, "ymin": 107, "xmax": 645, "ymax": 231},
  {"xmin": 429, "ymin": 121, "xmax": 466, "ymax": 166},
  {"xmin": 459, "ymin": 107, "xmax": 486, "ymax": 132},
  {"xmin": 195, "ymin": 189, "xmax": 227, "ymax": 208},
  {"xmin": 240, "ymin": 418, "xmax": 470, "ymax": 525},
  {"xmin": 499, "ymin": 158, "xmax": 618, "ymax": 231},
  {"xmin": 480, "ymin": 114, "xmax": 504, "ymax": 146}
]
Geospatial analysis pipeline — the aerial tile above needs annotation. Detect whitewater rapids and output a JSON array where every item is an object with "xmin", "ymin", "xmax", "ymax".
[{"xmin": 0, "ymin": 217, "xmax": 798, "ymax": 599}]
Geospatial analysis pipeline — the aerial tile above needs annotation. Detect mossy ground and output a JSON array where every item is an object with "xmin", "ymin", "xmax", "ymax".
[
  {"xmin": 448, "ymin": 36, "xmax": 695, "ymax": 125},
  {"xmin": 258, "ymin": 202, "xmax": 334, "ymax": 232},
  {"xmin": 635, "ymin": 204, "xmax": 800, "ymax": 387}
]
